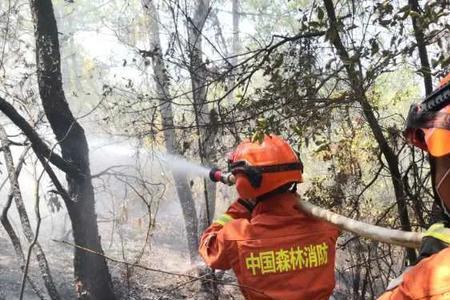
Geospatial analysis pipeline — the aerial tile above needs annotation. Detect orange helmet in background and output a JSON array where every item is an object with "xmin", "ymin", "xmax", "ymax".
[
  {"xmin": 228, "ymin": 135, "xmax": 303, "ymax": 199},
  {"xmin": 404, "ymin": 74, "xmax": 450, "ymax": 157},
  {"xmin": 404, "ymin": 74, "xmax": 450, "ymax": 215}
]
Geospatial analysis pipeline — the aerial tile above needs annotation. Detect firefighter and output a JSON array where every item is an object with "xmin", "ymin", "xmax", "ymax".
[
  {"xmin": 378, "ymin": 74, "xmax": 450, "ymax": 300},
  {"xmin": 199, "ymin": 135, "xmax": 340, "ymax": 300}
]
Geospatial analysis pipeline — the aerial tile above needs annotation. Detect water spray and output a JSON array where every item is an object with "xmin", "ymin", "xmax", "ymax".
[{"xmin": 207, "ymin": 166, "xmax": 423, "ymax": 249}]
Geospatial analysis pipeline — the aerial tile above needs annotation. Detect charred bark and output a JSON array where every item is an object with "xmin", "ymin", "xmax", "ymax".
[{"xmin": 28, "ymin": 0, "xmax": 116, "ymax": 299}]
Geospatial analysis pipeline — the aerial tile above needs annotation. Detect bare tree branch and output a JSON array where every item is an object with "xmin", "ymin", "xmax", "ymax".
[
  {"xmin": 0, "ymin": 96, "xmax": 82, "ymax": 176},
  {"xmin": 53, "ymin": 239, "xmax": 272, "ymax": 298},
  {"xmin": 0, "ymin": 125, "xmax": 60, "ymax": 300}
]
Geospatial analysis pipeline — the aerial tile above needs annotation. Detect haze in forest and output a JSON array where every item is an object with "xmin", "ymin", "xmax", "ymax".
[{"xmin": 0, "ymin": 0, "xmax": 449, "ymax": 299}]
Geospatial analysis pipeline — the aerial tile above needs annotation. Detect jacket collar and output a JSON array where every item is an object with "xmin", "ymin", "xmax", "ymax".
[{"xmin": 251, "ymin": 192, "xmax": 299, "ymax": 217}]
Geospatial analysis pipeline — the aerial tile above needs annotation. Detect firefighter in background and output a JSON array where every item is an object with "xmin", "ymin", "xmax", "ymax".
[
  {"xmin": 199, "ymin": 135, "xmax": 340, "ymax": 300},
  {"xmin": 378, "ymin": 74, "xmax": 450, "ymax": 300}
]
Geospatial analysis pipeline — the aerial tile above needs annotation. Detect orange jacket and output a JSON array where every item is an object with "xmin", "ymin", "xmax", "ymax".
[
  {"xmin": 377, "ymin": 247, "xmax": 450, "ymax": 300},
  {"xmin": 199, "ymin": 192, "xmax": 340, "ymax": 300}
]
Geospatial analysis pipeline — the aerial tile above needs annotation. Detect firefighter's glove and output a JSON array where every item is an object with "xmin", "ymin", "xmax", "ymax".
[{"xmin": 417, "ymin": 223, "xmax": 450, "ymax": 262}]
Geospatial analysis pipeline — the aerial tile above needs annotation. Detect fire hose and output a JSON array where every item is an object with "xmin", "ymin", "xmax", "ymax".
[{"xmin": 209, "ymin": 168, "xmax": 423, "ymax": 249}]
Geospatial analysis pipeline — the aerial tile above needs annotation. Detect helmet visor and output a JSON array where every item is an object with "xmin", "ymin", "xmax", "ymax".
[{"xmin": 424, "ymin": 126, "xmax": 450, "ymax": 157}]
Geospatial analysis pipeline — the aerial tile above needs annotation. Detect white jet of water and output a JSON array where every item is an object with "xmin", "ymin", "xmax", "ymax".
[
  {"xmin": 154, "ymin": 152, "xmax": 211, "ymax": 178},
  {"xmin": 87, "ymin": 135, "xmax": 212, "ymax": 179}
]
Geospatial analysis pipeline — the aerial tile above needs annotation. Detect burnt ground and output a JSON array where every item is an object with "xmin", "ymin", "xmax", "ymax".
[
  {"xmin": 0, "ymin": 229, "xmax": 243, "ymax": 300},
  {"xmin": 0, "ymin": 235, "xmax": 74, "ymax": 300}
]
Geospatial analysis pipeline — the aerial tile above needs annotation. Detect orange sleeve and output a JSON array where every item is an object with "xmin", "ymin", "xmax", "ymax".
[
  {"xmin": 376, "ymin": 287, "xmax": 409, "ymax": 300},
  {"xmin": 377, "ymin": 248, "xmax": 450, "ymax": 300},
  {"xmin": 199, "ymin": 223, "xmax": 231, "ymax": 269},
  {"xmin": 199, "ymin": 199, "xmax": 251, "ymax": 269},
  {"xmin": 377, "ymin": 290, "xmax": 394, "ymax": 300}
]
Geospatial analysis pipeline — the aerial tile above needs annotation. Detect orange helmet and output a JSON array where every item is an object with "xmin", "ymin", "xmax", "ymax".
[
  {"xmin": 404, "ymin": 74, "xmax": 450, "ymax": 157},
  {"xmin": 228, "ymin": 135, "xmax": 303, "ymax": 199},
  {"xmin": 404, "ymin": 74, "xmax": 450, "ymax": 215}
]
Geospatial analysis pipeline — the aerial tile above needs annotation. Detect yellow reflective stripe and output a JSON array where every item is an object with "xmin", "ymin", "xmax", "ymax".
[
  {"xmin": 423, "ymin": 223, "xmax": 450, "ymax": 244},
  {"xmin": 427, "ymin": 223, "xmax": 445, "ymax": 232},
  {"xmin": 213, "ymin": 213, "xmax": 234, "ymax": 226},
  {"xmin": 214, "ymin": 219, "xmax": 226, "ymax": 226}
]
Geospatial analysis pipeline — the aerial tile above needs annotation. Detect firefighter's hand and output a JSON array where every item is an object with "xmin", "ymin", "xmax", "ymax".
[{"xmin": 417, "ymin": 223, "xmax": 450, "ymax": 262}]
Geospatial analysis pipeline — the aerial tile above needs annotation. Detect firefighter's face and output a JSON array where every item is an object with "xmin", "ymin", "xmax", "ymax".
[{"xmin": 433, "ymin": 154, "xmax": 450, "ymax": 212}]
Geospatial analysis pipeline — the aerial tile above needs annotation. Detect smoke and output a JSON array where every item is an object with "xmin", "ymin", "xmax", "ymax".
[{"xmin": 0, "ymin": 134, "xmax": 207, "ymax": 287}]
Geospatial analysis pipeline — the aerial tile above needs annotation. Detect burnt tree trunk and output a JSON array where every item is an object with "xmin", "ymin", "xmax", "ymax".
[
  {"xmin": 187, "ymin": 0, "xmax": 218, "ymax": 230},
  {"xmin": 186, "ymin": 1, "xmax": 220, "ymax": 298},
  {"xmin": 408, "ymin": 0, "xmax": 433, "ymax": 95},
  {"xmin": 141, "ymin": 0, "xmax": 200, "ymax": 264},
  {"xmin": 408, "ymin": 0, "xmax": 445, "ymax": 226},
  {"xmin": 323, "ymin": 0, "xmax": 417, "ymax": 263},
  {"xmin": 28, "ymin": 0, "xmax": 116, "ymax": 299}
]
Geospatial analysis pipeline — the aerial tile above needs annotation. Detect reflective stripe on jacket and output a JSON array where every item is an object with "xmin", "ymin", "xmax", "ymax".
[
  {"xmin": 199, "ymin": 192, "xmax": 340, "ymax": 300},
  {"xmin": 377, "ymin": 247, "xmax": 450, "ymax": 300}
]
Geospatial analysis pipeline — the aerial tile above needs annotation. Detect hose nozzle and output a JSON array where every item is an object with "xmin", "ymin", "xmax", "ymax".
[{"xmin": 209, "ymin": 167, "xmax": 236, "ymax": 186}]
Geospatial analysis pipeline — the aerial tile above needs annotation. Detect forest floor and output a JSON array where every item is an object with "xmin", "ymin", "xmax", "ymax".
[{"xmin": 0, "ymin": 227, "xmax": 242, "ymax": 300}]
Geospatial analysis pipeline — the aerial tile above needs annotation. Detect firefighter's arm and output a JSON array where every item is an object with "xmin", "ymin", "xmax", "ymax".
[
  {"xmin": 378, "ymin": 223, "xmax": 450, "ymax": 294},
  {"xmin": 417, "ymin": 222, "xmax": 450, "ymax": 262},
  {"xmin": 199, "ymin": 223, "xmax": 231, "ymax": 269},
  {"xmin": 199, "ymin": 199, "xmax": 252, "ymax": 269}
]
